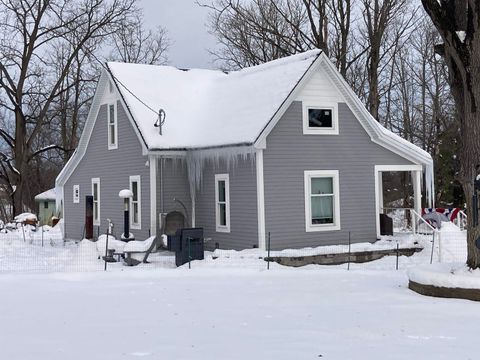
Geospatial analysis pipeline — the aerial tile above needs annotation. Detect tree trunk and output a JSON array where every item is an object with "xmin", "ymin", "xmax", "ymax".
[{"xmin": 13, "ymin": 109, "xmax": 26, "ymax": 216}]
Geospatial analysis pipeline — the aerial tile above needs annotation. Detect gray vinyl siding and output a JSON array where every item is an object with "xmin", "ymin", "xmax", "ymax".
[
  {"xmin": 64, "ymin": 101, "xmax": 150, "ymax": 241},
  {"xmin": 156, "ymin": 158, "xmax": 192, "ymax": 226},
  {"xmin": 195, "ymin": 157, "xmax": 258, "ymax": 250},
  {"xmin": 264, "ymin": 101, "xmax": 414, "ymax": 249}
]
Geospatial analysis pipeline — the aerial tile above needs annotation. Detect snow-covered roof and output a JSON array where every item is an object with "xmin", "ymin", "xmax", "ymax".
[
  {"xmin": 34, "ymin": 188, "xmax": 56, "ymax": 201},
  {"xmin": 107, "ymin": 50, "xmax": 321, "ymax": 149}
]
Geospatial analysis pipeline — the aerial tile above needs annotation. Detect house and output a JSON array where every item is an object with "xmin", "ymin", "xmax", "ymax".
[
  {"xmin": 34, "ymin": 188, "xmax": 56, "ymax": 225},
  {"xmin": 55, "ymin": 50, "xmax": 434, "ymax": 250}
]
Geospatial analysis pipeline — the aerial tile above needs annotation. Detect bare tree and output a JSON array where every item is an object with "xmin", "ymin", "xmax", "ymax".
[
  {"xmin": 422, "ymin": 0, "xmax": 480, "ymax": 268},
  {"xmin": 360, "ymin": 0, "xmax": 416, "ymax": 120},
  {"xmin": 0, "ymin": 0, "xmax": 137, "ymax": 216},
  {"xmin": 201, "ymin": 0, "xmax": 332, "ymax": 69},
  {"xmin": 109, "ymin": 12, "xmax": 170, "ymax": 65}
]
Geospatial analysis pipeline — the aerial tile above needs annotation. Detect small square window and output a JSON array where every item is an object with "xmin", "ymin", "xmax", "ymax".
[
  {"xmin": 308, "ymin": 109, "xmax": 332, "ymax": 128},
  {"xmin": 302, "ymin": 102, "xmax": 338, "ymax": 135}
]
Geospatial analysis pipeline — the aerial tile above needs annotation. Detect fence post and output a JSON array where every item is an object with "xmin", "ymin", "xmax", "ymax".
[
  {"xmin": 396, "ymin": 243, "xmax": 399, "ymax": 270},
  {"xmin": 41, "ymin": 224, "xmax": 44, "ymax": 247},
  {"xmin": 411, "ymin": 210, "xmax": 416, "ymax": 241},
  {"xmin": 267, "ymin": 232, "xmax": 271, "ymax": 270},
  {"xmin": 188, "ymin": 237, "xmax": 191, "ymax": 269},
  {"xmin": 438, "ymin": 231, "xmax": 442, "ymax": 263},
  {"xmin": 430, "ymin": 231, "xmax": 436, "ymax": 264},
  {"xmin": 347, "ymin": 231, "xmax": 351, "ymax": 271},
  {"xmin": 104, "ymin": 220, "xmax": 111, "ymax": 271}
]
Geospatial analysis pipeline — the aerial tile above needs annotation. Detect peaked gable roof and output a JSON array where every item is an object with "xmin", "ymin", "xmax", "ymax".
[{"xmin": 107, "ymin": 50, "xmax": 321, "ymax": 150}]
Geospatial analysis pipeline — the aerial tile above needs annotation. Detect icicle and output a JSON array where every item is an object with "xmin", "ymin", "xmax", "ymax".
[
  {"xmin": 185, "ymin": 145, "xmax": 256, "ymax": 196},
  {"xmin": 424, "ymin": 162, "xmax": 435, "ymax": 208}
]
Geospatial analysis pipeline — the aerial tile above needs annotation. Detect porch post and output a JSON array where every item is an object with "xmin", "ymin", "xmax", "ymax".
[
  {"xmin": 149, "ymin": 155, "xmax": 157, "ymax": 237},
  {"xmin": 256, "ymin": 148, "xmax": 266, "ymax": 250},
  {"xmin": 413, "ymin": 170, "xmax": 422, "ymax": 215},
  {"xmin": 374, "ymin": 166, "xmax": 381, "ymax": 239},
  {"xmin": 378, "ymin": 171, "xmax": 383, "ymax": 213}
]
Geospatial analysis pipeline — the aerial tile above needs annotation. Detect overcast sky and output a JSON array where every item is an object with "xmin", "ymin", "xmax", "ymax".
[{"xmin": 140, "ymin": 0, "xmax": 218, "ymax": 69}]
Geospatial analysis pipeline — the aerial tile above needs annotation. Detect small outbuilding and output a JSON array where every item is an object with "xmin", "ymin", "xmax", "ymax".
[{"xmin": 34, "ymin": 188, "xmax": 57, "ymax": 225}]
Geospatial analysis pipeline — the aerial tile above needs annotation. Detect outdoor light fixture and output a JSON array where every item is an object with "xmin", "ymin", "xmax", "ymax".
[{"xmin": 119, "ymin": 189, "xmax": 134, "ymax": 241}]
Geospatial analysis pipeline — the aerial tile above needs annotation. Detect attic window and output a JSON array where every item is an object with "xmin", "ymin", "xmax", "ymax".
[
  {"xmin": 309, "ymin": 109, "xmax": 332, "ymax": 128},
  {"xmin": 302, "ymin": 102, "xmax": 339, "ymax": 135},
  {"xmin": 109, "ymin": 80, "xmax": 114, "ymax": 93},
  {"xmin": 108, "ymin": 103, "xmax": 118, "ymax": 150}
]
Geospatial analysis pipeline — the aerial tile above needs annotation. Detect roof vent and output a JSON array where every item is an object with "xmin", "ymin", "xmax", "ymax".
[{"xmin": 154, "ymin": 109, "xmax": 166, "ymax": 135}]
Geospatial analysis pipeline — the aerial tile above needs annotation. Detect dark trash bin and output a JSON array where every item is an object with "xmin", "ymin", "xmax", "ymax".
[
  {"xmin": 175, "ymin": 228, "xmax": 204, "ymax": 267},
  {"xmin": 379, "ymin": 214, "xmax": 393, "ymax": 236},
  {"xmin": 167, "ymin": 230, "xmax": 182, "ymax": 252}
]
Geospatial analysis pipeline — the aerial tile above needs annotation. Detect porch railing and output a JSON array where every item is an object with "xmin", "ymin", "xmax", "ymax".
[{"xmin": 382, "ymin": 207, "xmax": 440, "ymax": 263}]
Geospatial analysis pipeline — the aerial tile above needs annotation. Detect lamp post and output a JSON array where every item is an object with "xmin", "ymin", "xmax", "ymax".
[{"xmin": 119, "ymin": 189, "xmax": 134, "ymax": 241}]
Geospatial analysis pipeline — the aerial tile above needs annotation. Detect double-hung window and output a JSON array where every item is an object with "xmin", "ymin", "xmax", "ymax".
[
  {"xmin": 304, "ymin": 170, "xmax": 340, "ymax": 232},
  {"xmin": 92, "ymin": 178, "xmax": 100, "ymax": 226},
  {"xmin": 129, "ymin": 175, "xmax": 141, "ymax": 229},
  {"xmin": 108, "ymin": 103, "xmax": 118, "ymax": 149},
  {"xmin": 215, "ymin": 174, "xmax": 230, "ymax": 232}
]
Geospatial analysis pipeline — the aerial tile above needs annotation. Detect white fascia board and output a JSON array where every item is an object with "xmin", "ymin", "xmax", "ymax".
[
  {"xmin": 56, "ymin": 71, "xmax": 109, "ymax": 187},
  {"xmin": 105, "ymin": 66, "xmax": 149, "ymax": 156},
  {"xmin": 56, "ymin": 68, "xmax": 151, "ymax": 189},
  {"xmin": 254, "ymin": 52, "xmax": 322, "ymax": 148},
  {"xmin": 319, "ymin": 55, "xmax": 433, "ymax": 167},
  {"xmin": 147, "ymin": 150, "xmax": 187, "ymax": 157}
]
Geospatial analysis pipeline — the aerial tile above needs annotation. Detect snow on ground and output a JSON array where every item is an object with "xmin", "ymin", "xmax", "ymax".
[
  {"xmin": 0, "ymin": 225, "xmax": 477, "ymax": 359},
  {"xmin": 409, "ymin": 262, "xmax": 480, "ymax": 289},
  {"xmin": 0, "ymin": 267, "xmax": 478, "ymax": 360}
]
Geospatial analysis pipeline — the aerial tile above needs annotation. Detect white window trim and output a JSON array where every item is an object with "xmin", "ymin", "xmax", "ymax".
[
  {"xmin": 73, "ymin": 185, "xmax": 80, "ymax": 204},
  {"xmin": 302, "ymin": 102, "xmax": 339, "ymax": 135},
  {"xmin": 107, "ymin": 102, "xmax": 118, "ymax": 150},
  {"xmin": 304, "ymin": 170, "xmax": 341, "ymax": 232},
  {"xmin": 129, "ymin": 175, "xmax": 141, "ymax": 230},
  {"xmin": 92, "ymin": 178, "xmax": 100, "ymax": 226},
  {"xmin": 215, "ymin": 174, "xmax": 231, "ymax": 233}
]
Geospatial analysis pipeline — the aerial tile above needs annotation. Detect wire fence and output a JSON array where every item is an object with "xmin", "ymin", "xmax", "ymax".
[{"xmin": 0, "ymin": 221, "xmax": 469, "ymax": 274}]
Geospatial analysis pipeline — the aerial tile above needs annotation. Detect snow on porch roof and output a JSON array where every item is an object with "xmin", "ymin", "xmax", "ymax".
[
  {"xmin": 107, "ymin": 50, "xmax": 321, "ymax": 150},
  {"xmin": 34, "ymin": 188, "xmax": 56, "ymax": 201}
]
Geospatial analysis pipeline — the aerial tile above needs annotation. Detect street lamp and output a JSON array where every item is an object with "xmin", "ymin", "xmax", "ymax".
[{"xmin": 119, "ymin": 189, "xmax": 134, "ymax": 241}]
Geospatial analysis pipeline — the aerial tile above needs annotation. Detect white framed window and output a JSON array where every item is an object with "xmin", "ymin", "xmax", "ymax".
[
  {"xmin": 92, "ymin": 178, "xmax": 100, "ymax": 226},
  {"xmin": 304, "ymin": 170, "xmax": 341, "ymax": 232},
  {"xmin": 129, "ymin": 175, "xmax": 141, "ymax": 229},
  {"xmin": 73, "ymin": 185, "xmax": 80, "ymax": 204},
  {"xmin": 107, "ymin": 102, "xmax": 118, "ymax": 150},
  {"xmin": 215, "ymin": 174, "xmax": 230, "ymax": 233},
  {"xmin": 302, "ymin": 102, "xmax": 339, "ymax": 135},
  {"xmin": 109, "ymin": 80, "xmax": 114, "ymax": 93}
]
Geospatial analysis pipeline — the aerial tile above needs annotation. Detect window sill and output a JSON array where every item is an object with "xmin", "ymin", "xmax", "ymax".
[
  {"xmin": 131, "ymin": 224, "xmax": 141, "ymax": 230},
  {"xmin": 303, "ymin": 128, "xmax": 339, "ymax": 135},
  {"xmin": 108, "ymin": 145, "xmax": 118, "ymax": 150},
  {"xmin": 305, "ymin": 224, "xmax": 341, "ymax": 232},
  {"xmin": 216, "ymin": 226, "xmax": 230, "ymax": 233}
]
